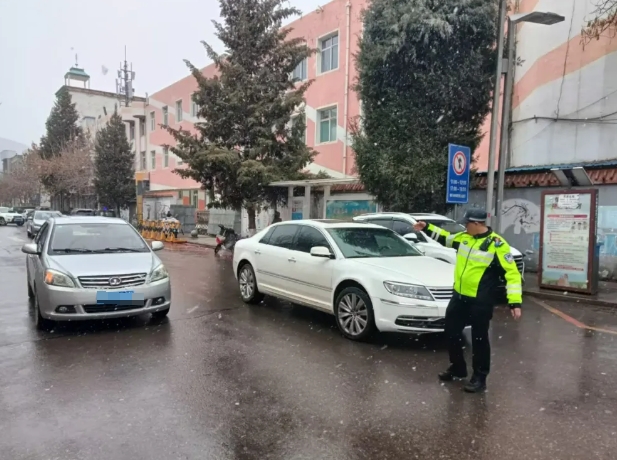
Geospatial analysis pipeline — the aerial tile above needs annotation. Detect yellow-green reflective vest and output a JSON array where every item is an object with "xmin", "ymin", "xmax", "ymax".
[{"xmin": 425, "ymin": 223, "xmax": 523, "ymax": 304}]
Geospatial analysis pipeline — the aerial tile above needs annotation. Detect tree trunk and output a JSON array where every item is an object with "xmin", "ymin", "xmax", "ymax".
[{"xmin": 246, "ymin": 206, "xmax": 256, "ymax": 237}]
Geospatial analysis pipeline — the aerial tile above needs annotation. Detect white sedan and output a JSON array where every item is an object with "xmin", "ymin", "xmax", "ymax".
[{"xmin": 232, "ymin": 220, "xmax": 455, "ymax": 340}]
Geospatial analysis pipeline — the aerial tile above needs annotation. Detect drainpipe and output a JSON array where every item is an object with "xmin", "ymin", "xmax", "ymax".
[{"xmin": 342, "ymin": 1, "xmax": 351, "ymax": 176}]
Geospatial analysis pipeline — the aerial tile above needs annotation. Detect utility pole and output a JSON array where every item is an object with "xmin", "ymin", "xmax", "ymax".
[
  {"xmin": 116, "ymin": 46, "xmax": 135, "ymax": 107},
  {"xmin": 485, "ymin": 0, "xmax": 508, "ymax": 225}
]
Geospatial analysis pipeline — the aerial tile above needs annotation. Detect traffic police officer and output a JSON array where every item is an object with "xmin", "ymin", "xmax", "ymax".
[{"xmin": 413, "ymin": 209, "xmax": 522, "ymax": 393}]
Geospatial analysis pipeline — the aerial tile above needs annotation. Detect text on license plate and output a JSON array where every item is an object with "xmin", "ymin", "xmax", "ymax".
[{"xmin": 96, "ymin": 290, "xmax": 145, "ymax": 305}]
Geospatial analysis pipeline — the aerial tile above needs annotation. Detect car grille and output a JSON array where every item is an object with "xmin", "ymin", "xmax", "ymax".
[
  {"xmin": 395, "ymin": 316, "xmax": 445, "ymax": 329},
  {"xmin": 78, "ymin": 273, "xmax": 147, "ymax": 289},
  {"xmin": 427, "ymin": 287, "xmax": 454, "ymax": 301},
  {"xmin": 83, "ymin": 304, "xmax": 144, "ymax": 313},
  {"xmin": 513, "ymin": 255, "xmax": 524, "ymax": 274}
]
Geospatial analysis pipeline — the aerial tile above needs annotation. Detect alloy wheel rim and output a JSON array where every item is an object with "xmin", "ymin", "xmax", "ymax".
[
  {"xmin": 338, "ymin": 293, "xmax": 368, "ymax": 336},
  {"xmin": 239, "ymin": 267, "xmax": 255, "ymax": 299}
]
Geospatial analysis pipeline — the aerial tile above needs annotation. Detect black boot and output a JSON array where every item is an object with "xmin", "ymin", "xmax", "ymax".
[
  {"xmin": 438, "ymin": 366, "xmax": 467, "ymax": 382},
  {"xmin": 463, "ymin": 375, "xmax": 487, "ymax": 393}
]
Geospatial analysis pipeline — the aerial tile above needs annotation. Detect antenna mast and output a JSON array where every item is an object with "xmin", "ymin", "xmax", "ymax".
[{"xmin": 116, "ymin": 46, "xmax": 136, "ymax": 107}]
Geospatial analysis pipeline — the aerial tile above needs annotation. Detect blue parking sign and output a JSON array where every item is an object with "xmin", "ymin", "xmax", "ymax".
[{"xmin": 446, "ymin": 144, "xmax": 471, "ymax": 204}]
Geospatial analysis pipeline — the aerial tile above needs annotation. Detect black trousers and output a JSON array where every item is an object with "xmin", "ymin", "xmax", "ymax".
[{"xmin": 444, "ymin": 292, "xmax": 494, "ymax": 379}]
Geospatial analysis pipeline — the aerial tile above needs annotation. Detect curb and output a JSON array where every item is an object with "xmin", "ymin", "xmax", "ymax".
[
  {"xmin": 184, "ymin": 240, "xmax": 217, "ymax": 249},
  {"xmin": 523, "ymin": 289, "xmax": 616, "ymax": 308}
]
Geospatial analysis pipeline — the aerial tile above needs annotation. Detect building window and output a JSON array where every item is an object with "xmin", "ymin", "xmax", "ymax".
[
  {"xmin": 150, "ymin": 151, "xmax": 156, "ymax": 170},
  {"xmin": 291, "ymin": 114, "xmax": 306, "ymax": 144},
  {"xmin": 162, "ymin": 106, "xmax": 168, "ymax": 126},
  {"xmin": 191, "ymin": 101, "xmax": 199, "ymax": 117},
  {"xmin": 176, "ymin": 100, "xmax": 183, "ymax": 122},
  {"xmin": 292, "ymin": 58, "xmax": 307, "ymax": 81},
  {"xmin": 191, "ymin": 190, "xmax": 199, "ymax": 207},
  {"xmin": 320, "ymin": 34, "xmax": 339, "ymax": 73},
  {"xmin": 140, "ymin": 151, "xmax": 146, "ymax": 171},
  {"xmin": 150, "ymin": 111, "xmax": 155, "ymax": 130},
  {"xmin": 129, "ymin": 123, "xmax": 135, "ymax": 140},
  {"xmin": 163, "ymin": 147, "xmax": 169, "ymax": 167},
  {"xmin": 318, "ymin": 107, "xmax": 337, "ymax": 144},
  {"xmin": 139, "ymin": 119, "xmax": 145, "ymax": 135}
]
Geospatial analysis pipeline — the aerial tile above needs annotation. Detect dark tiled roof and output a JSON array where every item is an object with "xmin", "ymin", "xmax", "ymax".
[{"xmin": 474, "ymin": 168, "xmax": 617, "ymax": 189}]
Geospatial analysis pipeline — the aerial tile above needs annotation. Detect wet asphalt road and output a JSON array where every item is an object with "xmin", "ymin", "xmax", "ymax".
[{"xmin": 1, "ymin": 226, "xmax": 617, "ymax": 459}]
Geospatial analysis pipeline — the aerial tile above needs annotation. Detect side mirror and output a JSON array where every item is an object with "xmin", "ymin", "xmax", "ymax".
[
  {"xmin": 151, "ymin": 241, "xmax": 164, "ymax": 251},
  {"xmin": 403, "ymin": 233, "xmax": 419, "ymax": 242},
  {"xmin": 310, "ymin": 246, "xmax": 333, "ymax": 259},
  {"xmin": 22, "ymin": 243, "xmax": 39, "ymax": 255}
]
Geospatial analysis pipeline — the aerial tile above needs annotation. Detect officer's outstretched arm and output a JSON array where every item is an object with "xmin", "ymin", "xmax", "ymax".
[
  {"xmin": 425, "ymin": 223, "xmax": 464, "ymax": 250},
  {"xmin": 495, "ymin": 242, "xmax": 523, "ymax": 305}
]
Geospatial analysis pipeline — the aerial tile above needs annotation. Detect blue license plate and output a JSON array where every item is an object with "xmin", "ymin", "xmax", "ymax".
[{"xmin": 96, "ymin": 290, "xmax": 145, "ymax": 305}]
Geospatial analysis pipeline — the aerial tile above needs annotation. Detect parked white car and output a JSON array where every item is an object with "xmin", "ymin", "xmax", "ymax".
[
  {"xmin": 232, "ymin": 220, "xmax": 456, "ymax": 340},
  {"xmin": 0, "ymin": 206, "xmax": 25, "ymax": 226},
  {"xmin": 353, "ymin": 212, "xmax": 525, "ymax": 305},
  {"xmin": 352, "ymin": 212, "xmax": 525, "ymax": 273}
]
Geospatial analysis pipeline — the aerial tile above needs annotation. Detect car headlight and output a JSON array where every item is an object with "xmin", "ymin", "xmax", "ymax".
[
  {"xmin": 150, "ymin": 264, "xmax": 169, "ymax": 282},
  {"xmin": 44, "ymin": 269, "xmax": 76, "ymax": 288},
  {"xmin": 383, "ymin": 281, "xmax": 434, "ymax": 301}
]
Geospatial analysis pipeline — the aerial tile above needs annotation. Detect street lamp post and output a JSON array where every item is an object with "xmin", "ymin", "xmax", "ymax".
[{"xmin": 493, "ymin": 11, "xmax": 565, "ymax": 233}]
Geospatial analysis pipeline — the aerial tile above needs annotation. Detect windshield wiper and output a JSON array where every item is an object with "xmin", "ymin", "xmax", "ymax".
[
  {"xmin": 95, "ymin": 247, "xmax": 143, "ymax": 253},
  {"xmin": 52, "ymin": 248, "xmax": 94, "ymax": 253}
]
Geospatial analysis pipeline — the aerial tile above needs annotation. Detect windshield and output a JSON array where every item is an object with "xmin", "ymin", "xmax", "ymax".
[
  {"xmin": 48, "ymin": 223, "xmax": 149, "ymax": 255},
  {"xmin": 422, "ymin": 219, "xmax": 466, "ymax": 234},
  {"xmin": 327, "ymin": 227, "xmax": 422, "ymax": 258},
  {"xmin": 34, "ymin": 211, "xmax": 62, "ymax": 221}
]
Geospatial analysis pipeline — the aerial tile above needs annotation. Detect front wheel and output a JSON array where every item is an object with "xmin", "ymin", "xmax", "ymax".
[
  {"xmin": 334, "ymin": 287, "xmax": 376, "ymax": 341},
  {"xmin": 0, "ymin": 218, "xmax": 6, "ymax": 226},
  {"xmin": 16, "ymin": 222, "xmax": 24, "ymax": 227},
  {"xmin": 33, "ymin": 290, "xmax": 54, "ymax": 331},
  {"xmin": 238, "ymin": 263, "xmax": 264, "ymax": 304}
]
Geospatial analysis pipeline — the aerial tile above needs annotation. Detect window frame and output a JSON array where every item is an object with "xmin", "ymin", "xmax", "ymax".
[
  {"xmin": 319, "ymin": 32, "xmax": 339, "ymax": 74},
  {"xmin": 291, "ymin": 57, "xmax": 308, "ymax": 82},
  {"xmin": 163, "ymin": 147, "xmax": 169, "ymax": 168},
  {"xmin": 140, "ymin": 151, "xmax": 146, "ymax": 171},
  {"xmin": 294, "ymin": 225, "xmax": 333, "ymax": 254},
  {"xmin": 150, "ymin": 150, "xmax": 156, "ymax": 170},
  {"xmin": 175, "ymin": 100, "xmax": 183, "ymax": 122},
  {"xmin": 162, "ymin": 106, "xmax": 168, "ymax": 126},
  {"xmin": 263, "ymin": 224, "xmax": 300, "ymax": 249},
  {"xmin": 316, "ymin": 106, "xmax": 338, "ymax": 144},
  {"xmin": 291, "ymin": 113, "xmax": 306, "ymax": 144},
  {"xmin": 150, "ymin": 111, "xmax": 155, "ymax": 131},
  {"xmin": 191, "ymin": 101, "xmax": 199, "ymax": 117}
]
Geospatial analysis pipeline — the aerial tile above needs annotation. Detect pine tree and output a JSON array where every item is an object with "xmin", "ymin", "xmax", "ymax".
[
  {"xmin": 40, "ymin": 87, "xmax": 83, "ymax": 159},
  {"xmin": 352, "ymin": 0, "xmax": 497, "ymax": 214},
  {"xmin": 167, "ymin": 0, "xmax": 315, "ymax": 232},
  {"xmin": 94, "ymin": 111, "xmax": 135, "ymax": 214}
]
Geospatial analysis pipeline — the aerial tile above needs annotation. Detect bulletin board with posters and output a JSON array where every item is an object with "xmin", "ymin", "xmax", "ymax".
[{"xmin": 538, "ymin": 190, "xmax": 598, "ymax": 295}]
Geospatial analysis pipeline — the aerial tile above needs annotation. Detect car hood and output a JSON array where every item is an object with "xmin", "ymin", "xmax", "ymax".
[
  {"xmin": 33, "ymin": 219, "xmax": 46, "ymax": 226},
  {"xmin": 351, "ymin": 256, "xmax": 454, "ymax": 287},
  {"xmin": 48, "ymin": 252, "xmax": 158, "ymax": 277}
]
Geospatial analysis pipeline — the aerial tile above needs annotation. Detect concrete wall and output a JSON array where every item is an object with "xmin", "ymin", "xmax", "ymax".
[{"xmin": 463, "ymin": 185, "xmax": 617, "ymax": 280}]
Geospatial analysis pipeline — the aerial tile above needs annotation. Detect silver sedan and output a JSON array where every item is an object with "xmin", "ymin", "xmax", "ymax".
[
  {"xmin": 26, "ymin": 210, "xmax": 62, "ymax": 238},
  {"xmin": 22, "ymin": 216, "xmax": 172, "ymax": 330}
]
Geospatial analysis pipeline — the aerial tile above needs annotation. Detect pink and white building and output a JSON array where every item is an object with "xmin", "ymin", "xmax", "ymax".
[{"xmin": 140, "ymin": 0, "xmax": 369, "ymax": 219}]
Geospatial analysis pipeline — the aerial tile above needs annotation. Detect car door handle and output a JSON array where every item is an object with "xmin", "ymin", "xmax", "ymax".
[
  {"xmin": 254, "ymin": 250, "xmax": 261, "ymax": 255},
  {"xmin": 288, "ymin": 257, "xmax": 296, "ymax": 263}
]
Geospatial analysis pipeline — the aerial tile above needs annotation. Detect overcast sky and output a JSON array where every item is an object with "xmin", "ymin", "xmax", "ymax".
[{"xmin": 0, "ymin": 0, "xmax": 325, "ymax": 146}]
